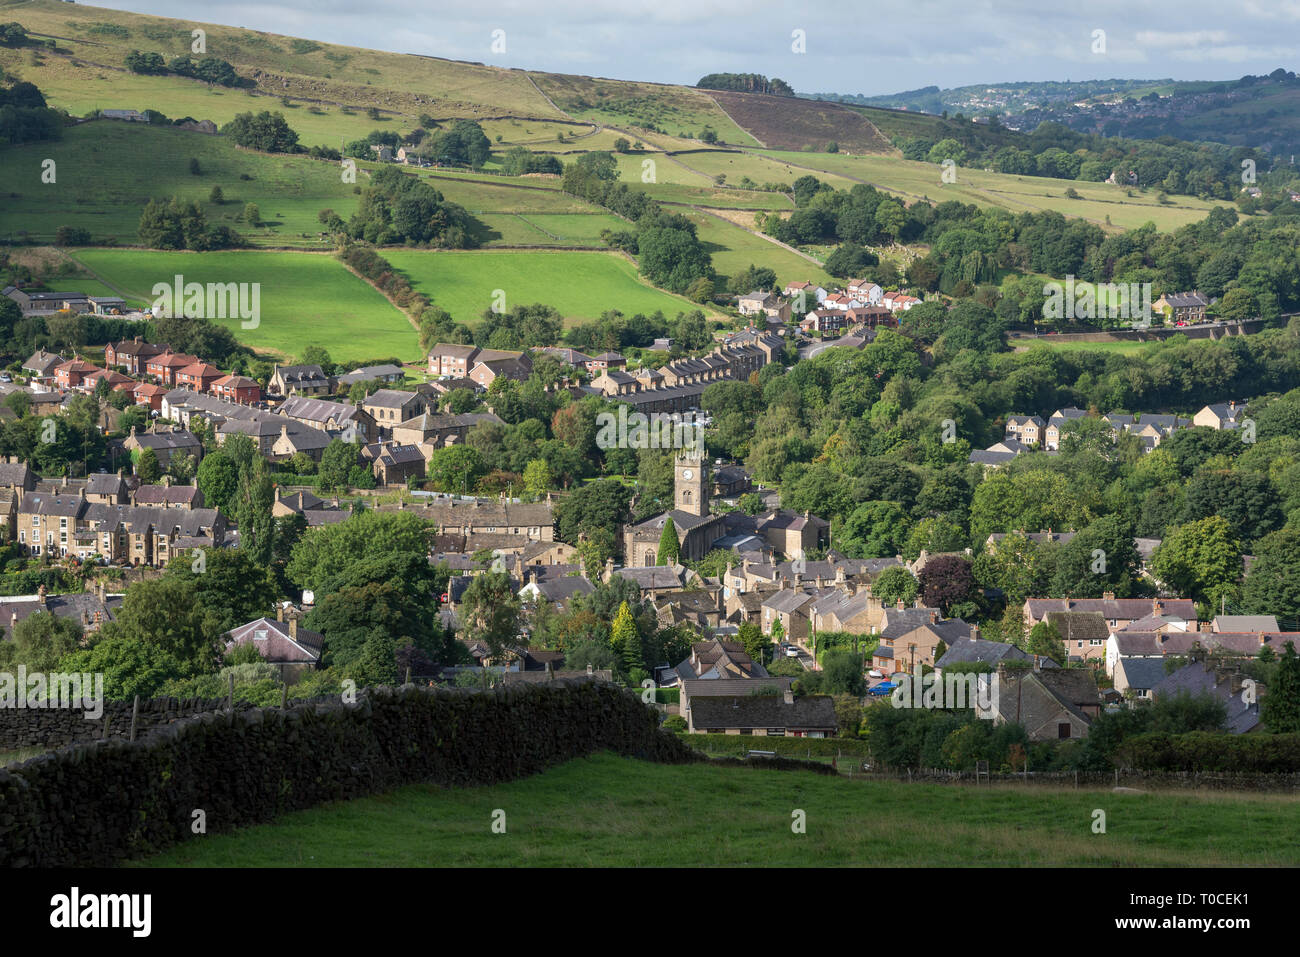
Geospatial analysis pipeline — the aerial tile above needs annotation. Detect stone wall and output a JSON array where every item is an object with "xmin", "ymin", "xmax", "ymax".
[
  {"xmin": 0, "ymin": 696, "xmax": 248, "ymax": 753},
  {"xmin": 0, "ymin": 683, "xmax": 702, "ymax": 867}
]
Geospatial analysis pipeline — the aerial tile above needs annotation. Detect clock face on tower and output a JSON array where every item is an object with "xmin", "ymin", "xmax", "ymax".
[{"xmin": 681, "ymin": 469, "xmax": 693, "ymax": 480}]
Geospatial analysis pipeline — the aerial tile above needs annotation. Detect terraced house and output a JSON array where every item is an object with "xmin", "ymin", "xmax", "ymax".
[{"xmin": 17, "ymin": 488, "xmax": 226, "ymax": 564}]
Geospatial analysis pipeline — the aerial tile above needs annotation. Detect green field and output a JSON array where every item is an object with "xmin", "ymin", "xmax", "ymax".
[
  {"xmin": 383, "ymin": 249, "xmax": 723, "ymax": 325},
  {"xmin": 1011, "ymin": 338, "xmax": 1163, "ymax": 356},
  {"xmin": 0, "ymin": 120, "xmax": 361, "ymax": 248},
  {"xmin": 750, "ymin": 149, "xmax": 1231, "ymax": 231},
  {"xmin": 133, "ymin": 752, "xmax": 1300, "ymax": 867},
  {"xmin": 684, "ymin": 210, "xmax": 834, "ymax": 288},
  {"xmin": 66, "ymin": 249, "xmax": 419, "ymax": 362}
]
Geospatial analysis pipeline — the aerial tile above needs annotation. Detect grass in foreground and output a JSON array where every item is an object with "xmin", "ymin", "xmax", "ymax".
[{"xmin": 134, "ymin": 752, "xmax": 1300, "ymax": 867}]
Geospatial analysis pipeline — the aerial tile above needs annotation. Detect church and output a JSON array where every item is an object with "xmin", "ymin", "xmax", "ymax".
[{"xmin": 623, "ymin": 453, "xmax": 729, "ymax": 567}]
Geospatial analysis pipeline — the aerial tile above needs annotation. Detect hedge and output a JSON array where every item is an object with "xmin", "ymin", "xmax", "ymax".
[
  {"xmin": 1114, "ymin": 731, "xmax": 1300, "ymax": 773},
  {"xmin": 0, "ymin": 683, "xmax": 702, "ymax": 867}
]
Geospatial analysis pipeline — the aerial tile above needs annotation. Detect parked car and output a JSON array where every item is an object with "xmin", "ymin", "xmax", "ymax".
[
  {"xmin": 868, "ymin": 669, "xmax": 883, "ymax": 678},
  {"xmin": 867, "ymin": 682, "xmax": 895, "ymax": 696},
  {"xmin": 784, "ymin": 644, "xmax": 800, "ymax": 658}
]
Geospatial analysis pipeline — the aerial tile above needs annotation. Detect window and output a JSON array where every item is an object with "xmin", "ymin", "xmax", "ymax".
[{"xmin": 1058, "ymin": 723, "xmax": 1071, "ymax": 739}]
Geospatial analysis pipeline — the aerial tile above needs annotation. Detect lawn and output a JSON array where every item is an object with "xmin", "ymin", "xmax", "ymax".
[
  {"xmin": 382, "ymin": 249, "xmax": 723, "ymax": 325},
  {"xmin": 0, "ymin": 120, "xmax": 360, "ymax": 248},
  {"xmin": 133, "ymin": 751, "xmax": 1300, "ymax": 867},
  {"xmin": 67, "ymin": 249, "xmax": 419, "ymax": 362}
]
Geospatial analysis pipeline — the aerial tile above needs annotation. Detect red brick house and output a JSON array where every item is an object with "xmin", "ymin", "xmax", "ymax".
[
  {"xmin": 210, "ymin": 374, "xmax": 261, "ymax": 405},
  {"xmin": 132, "ymin": 382, "xmax": 168, "ymax": 412},
  {"xmin": 54, "ymin": 358, "xmax": 100, "ymax": 391},
  {"xmin": 175, "ymin": 362, "xmax": 221, "ymax": 392},
  {"xmin": 105, "ymin": 337, "xmax": 169, "ymax": 375},
  {"xmin": 146, "ymin": 352, "xmax": 199, "ymax": 386}
]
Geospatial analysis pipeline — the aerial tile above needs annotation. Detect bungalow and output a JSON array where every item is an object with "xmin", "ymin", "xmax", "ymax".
[
  {"xmin": 22, "ymin": 350, "xmax": 63, "ymax": 379},
  {"xmin": 224, "ymin": 607, "xmax": 322, "ymax": 684},
  {"xmin": 335, "ymin": 364, "xmax": 405, "ymax": 388},
  {"xmin": 688, "ymin": 690, "xmax": 837, "ymax": 737}
]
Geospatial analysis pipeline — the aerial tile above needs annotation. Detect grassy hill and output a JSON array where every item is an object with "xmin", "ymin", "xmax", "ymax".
[
  {"xmin": 0, "ymin": 119, "xmax": 363, "ymax": 247},
  {"xmin": 66, "ymin": 248, "xmax": 420, "ymax": 362},
  {"xmin": 132, "ymin": 752, "xmax": 1300, "ymax": 867},
  {"xmin": 382, "ymin": 249, "xmax": 725, "ymax": 325}
]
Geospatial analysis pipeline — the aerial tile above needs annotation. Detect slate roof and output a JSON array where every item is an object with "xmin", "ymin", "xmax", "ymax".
[
  {"xmin": 1116, "ymin": 656, "xmax": 1169, "ymax": 691},
  {"xmin": 937, "ymin": 638, "xmax": 1031, "ymax": 668},
  {"xmin": 1046, "ymin": 611, "xmax": 1110, "ymax": 643},
  {"xmin": 690, "ymin": 694, "xmax": 837, "ymax": 731},
  {"xmin": 1152, "ymin": 663, "xmax": 1261, "ymax": 733},
  {"xmin": 1214, "ymin": 615, "xmax": 1279, "ymax": 633},
  {"xmin": 225, "ymin": 617, "xmax": 323, "ymax": 664}
]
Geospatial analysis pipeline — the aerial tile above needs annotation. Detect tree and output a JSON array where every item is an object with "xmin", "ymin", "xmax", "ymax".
[
  {"xmin": 427, "ymin": 445, "xmax": 487, "ymax": 493},
  {"xmin": 873, "ymin": 566, "xmax": 919, "ymax": 606},
  {"xmin": 1263, "ymin": 642, "xmax": 1300, "ymax": 733},
  {"xmin": 244, "ymin": 202, "xmax": 261, "ymax": 225},
  {"xmin": 135, "ymin": 446, "xmax": 162, "ymax": 483},
  {"xmin": 611, "ymin": 601, "xmax": 642, "ymax": 675},
  {"xmin": 287, "ymin": 510, "xmax": 433, "ymax": 595},
  {"xmin": 917, "ymin": 555, "xmax": 976, "ymax": 617},
  {"xmin": 1, "ymin": 612, "xmax": 83, "ymax": 673},
  {"xmin": 522, "ymin": 457, "xmax": 553, "ymax": 498},
  {"xmin": 656, "ymin": 519, "xmax": 680, "ymax": 565},
  {"xmin": 1242, "ymin": 528, "xmax": 1300, "ymax": 624},
  {"xmin": 1149, "ymin": 517, "xmax": 1242, "ymax": 607},
  {"xmin": 461, "ymin": 570, "xmax": 522, "ymax": 661},
  {"xmin": 317, "ymin": 439, "xmax": 359, "ymax": 493},
  {"xmin": 209, "ymin": 185, "xmax": 224, "ymax": 205},
  {"xmin": 1026, "ymin": 620, "xmax": 1066, "ymax": 665},
  {"xmin": 833, "ymin": 692, "xmax": 863, "ymax": 736}
]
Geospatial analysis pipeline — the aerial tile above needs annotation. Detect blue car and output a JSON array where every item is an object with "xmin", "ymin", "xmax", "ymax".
[{"xmin": 867, "ymin": 682, "xmax": 895, "ymax": 696}]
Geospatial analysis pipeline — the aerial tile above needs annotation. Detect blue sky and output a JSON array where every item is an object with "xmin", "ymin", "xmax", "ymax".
[{"xmin": 93, "ymin": 0, "xmax": 1300, "ymax": 96}]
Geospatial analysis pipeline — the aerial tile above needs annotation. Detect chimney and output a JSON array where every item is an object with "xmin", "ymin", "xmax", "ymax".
[
  {"xmin": 1152, "ymin": 598, "xmax": 1162, "ymax": 614},
  {"xmin": 276, "ymin": 603, "xmax": 284, "ymax": 622},
  {"xmin": 289, "ymin": 618, "xmax": 298, "ymax": 640},
  {"xmin": 896, "ymin": 598, "xmax": 904, "ymax": 610},
  {"xmin": 783, "ymin": 690, "xmax": 794, "ymax": 704},
  {"xmin": 586, "ymin": 663, "xmax": 593, "ymax": 676},
  {"xmin": 1102, "ymin": 591, "xmax": 1115, "ymax": 601},
  {"xmin": 929, "ymin": 610, "xmax": 937, "ymax": 624}
]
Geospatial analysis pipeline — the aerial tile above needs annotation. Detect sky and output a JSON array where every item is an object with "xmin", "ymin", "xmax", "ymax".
[{"xmin": 90, "ymin": 0, "xmax": 1300, "ymax": 96}]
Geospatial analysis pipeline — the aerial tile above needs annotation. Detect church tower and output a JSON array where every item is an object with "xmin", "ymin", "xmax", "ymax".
[{"xmin": 674, "ymin": 453, "xmax": 708, "ymax": 517}]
